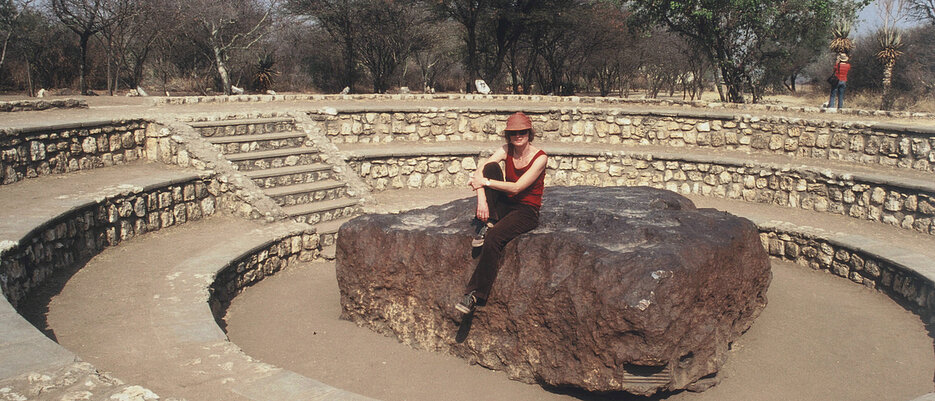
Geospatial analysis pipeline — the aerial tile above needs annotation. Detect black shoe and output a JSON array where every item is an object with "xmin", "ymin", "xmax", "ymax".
[
  {"xmin": 471, "ymin": 220, "xmax": 493, "ymax": 248},
  {"xmin": 455, "ymin": 292, "xmax": 477, "ymax": 314}
]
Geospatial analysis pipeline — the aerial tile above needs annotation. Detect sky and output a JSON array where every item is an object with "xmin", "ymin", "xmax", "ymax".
[{"xmin": 853, "ymin": 0, "xmax": 924, "ymax": 36}]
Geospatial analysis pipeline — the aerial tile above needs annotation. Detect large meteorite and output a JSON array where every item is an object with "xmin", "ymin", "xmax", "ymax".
[{"xmin": 337, "ymin": 186, "xmax": 771, "ymax": 395}]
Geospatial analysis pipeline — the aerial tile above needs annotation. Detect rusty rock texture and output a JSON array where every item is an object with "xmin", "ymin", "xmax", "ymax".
[{"xmin": 336, "ymin": 186, "xmax": 771, "ymax": 395}]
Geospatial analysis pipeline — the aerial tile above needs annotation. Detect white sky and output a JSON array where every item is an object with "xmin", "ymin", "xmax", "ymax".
[{"xmin": 853, "ymin": 0, "xmax": 923, "ymax": 36}]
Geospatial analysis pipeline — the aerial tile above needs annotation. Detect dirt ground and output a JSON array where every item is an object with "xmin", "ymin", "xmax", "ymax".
[
  {"xmin": 224, "ymin": 259, "xmax": 934, "ymax": 401},
  {"xmin": 223, "ymin": 190, "xmax": 935, "ymax": 401}
]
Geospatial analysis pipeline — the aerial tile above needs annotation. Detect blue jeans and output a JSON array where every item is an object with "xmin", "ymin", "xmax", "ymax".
[{"xmin": 828, "ymin": 81, "xmax": 846, "ymax": 108}]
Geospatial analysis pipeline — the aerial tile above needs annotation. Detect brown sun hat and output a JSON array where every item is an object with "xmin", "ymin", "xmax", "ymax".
[
  {"xmin": 505, "ymin": 112, "xmax": 532, "ymax": 131},
  {"xmin": 838, "ymin": 53, "xmax": 849, "ymax": 63}
]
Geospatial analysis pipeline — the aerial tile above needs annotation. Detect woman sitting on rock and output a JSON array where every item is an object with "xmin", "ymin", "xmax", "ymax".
[{"xmin": 456, "ymin": 111, "xmax": 548, "ymax": 314}]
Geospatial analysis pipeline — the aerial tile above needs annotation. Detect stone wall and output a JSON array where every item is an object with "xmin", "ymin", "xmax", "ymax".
[
  {"xmin": 348, "ymin": 155, "xmax": 479, "ymax": 191},
  {"xmin": 1, "ymin": 120, "xmax": 148, "ymax": 185},
  {"xmin": 316, "ymin": 109, "xmax": 935, "ymax": 173},
  {"xmin": 760, "ymin": 226, "xmax": 934, "ymax": 323},
  {"xmin": 345, "ymin": 152, "xmax": 935, "ymax": 236},
  {"xmin": 0, "ymin": 174, "xmax": 219, "ymax": 308},
  {"xmin": 0, "ymin": 99, "xmax": 87, "ymax": 112},
  {"xmin": 210, "ymin": 228, "xmax": 323, "ymax": 316},
  {"xmin": 153, "ymin": 93, "xmax": 934, "ymax": 120}
]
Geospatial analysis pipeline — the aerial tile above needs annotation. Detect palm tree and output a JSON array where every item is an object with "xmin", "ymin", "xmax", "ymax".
[
  {"xmin": 876, "ymin": 27, "xmax": 903, "ymax": 110},
  {"xmin": 829, "ymin": 20, "xmax": 854, "ymax": 54}
]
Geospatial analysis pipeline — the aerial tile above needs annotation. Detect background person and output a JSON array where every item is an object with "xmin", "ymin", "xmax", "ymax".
[
  {"xmin": 456, "ymin": 112, "xmax": 548, "ymax": 314},
  {"xmin": 828, "ymin": 53, "xmax": 851, "ymax": 109}
]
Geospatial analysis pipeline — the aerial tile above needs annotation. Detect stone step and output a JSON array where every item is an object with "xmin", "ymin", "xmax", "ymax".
[
  {"xmin": 265, "ymin": 180, "xmax": 348, "ymax": 206},
  {"xmin": 244, "ymin": 163, "xmax": 336, "ymax": 189},
  {"xmin": 207, "ymin": 132, "xmax": 308, "ymax": 155},
  {"xmin": 282, "ymin": 198, "xmax": 360, "ymax": 225},
  {"xmin": 190, "ymin": 117, "xmax": 296, "ymax": 138},
  {"xmin": 313, "ymin": 216, "xmax": 353, "ymax": 250},
  {"xmin": 314, "ymin": 217, "xmax": 352, "ymax": 236},
  {"xmin": 226, "ymin": 147, "xmax": 323, "ymax": 172},
  {"xmin": 321, "ymin": 244, "xmax": 336, "ymax": 260}
]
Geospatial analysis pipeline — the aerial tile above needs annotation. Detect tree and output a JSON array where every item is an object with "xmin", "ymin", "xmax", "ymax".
[
  {"xmin": 907, "ymin": 0, "xmax": 934, "ymax": 23},
  {"xmin": 877, "ymin": 0, "xmax": 908, "ymax": 109},
  {"xmin": 180, "ymin": 0, "xmax": 276, "ymax": 95},
  {"xmin": 9, "ymin": 6, "xmax": 80, "ymax": 93},
  {"xmin": 756, "ymin": 0, "xmax": 841, "ymax": 94},
  {"xmin": 119, "ymin": 0, "xmax": 181, "ymax": 91},
  {"xmin": 413, "ymin": 19, "xmax": 459, "ymax": 92},
  {"xmin": 96, "ymin": 0, "xmax": 142, "ymax": 94},
  {"xmin": 357, "ymin": 0, "xmax": 429, "ymax": 93},
  {"xmin": 431, "ymin": 0, "xmax": 535, "ymax": 92},
  {"xmin": 51, "ymin": 0, "xmax": 107, "ymax": 94},
  {"xmin": 431, "ymin": 0, "xmax": 488, "ymax": 92},
  {"xmin": 583, "ymin": 2, "xmax": 632, "ymax": 96},
  {"xmin": 629, "ymin": 0, "xmax": 864, "ymax": 103},
  {"xmin": 0, "ymin": 0, "xmax": 34, "ymax": 72},
  {"xmin": 286, "ymin": 0, "xmax": 366, "ymax": 92}
]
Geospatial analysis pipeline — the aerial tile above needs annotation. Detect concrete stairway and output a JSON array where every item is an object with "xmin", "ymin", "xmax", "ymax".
[{"xmin": 190, "ymin": 117, "xmax": 361, "ymax": 225}]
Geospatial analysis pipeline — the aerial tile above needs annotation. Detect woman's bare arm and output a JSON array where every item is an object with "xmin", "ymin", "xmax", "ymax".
[
  {"xmin": 472, "ymin": 145, "xmax": 508, "ymax": 221},
  {"xmin": 470, "ymin": 152, "xmax": 547, "ymax": 196}
]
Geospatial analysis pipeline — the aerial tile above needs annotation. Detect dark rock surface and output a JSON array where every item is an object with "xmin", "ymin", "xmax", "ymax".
[{"xmin": 336, "ymin": 186, "xmax": 771, "ymax": 396}]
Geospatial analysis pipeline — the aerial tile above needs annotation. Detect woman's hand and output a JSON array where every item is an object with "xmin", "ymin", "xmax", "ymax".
[
  {"xmin": 469, "ymin": 175, "xmax": 486, "ymax": 191},
  {"xmin": 476, "ymin": 202, "xmax": 489, "ymax": 222}
]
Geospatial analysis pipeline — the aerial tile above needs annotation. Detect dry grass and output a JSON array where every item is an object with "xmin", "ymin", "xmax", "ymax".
[{"xmin": 762, "ymin": 85, "xmax": 935, "ymax": 113}]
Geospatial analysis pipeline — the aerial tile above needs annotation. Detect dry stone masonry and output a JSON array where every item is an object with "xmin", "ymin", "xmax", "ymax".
[
  {"xmin": 346, "ymin": 152, "xmax": 935, "ymax": 237},
  {"xmin": 0, "ymin": 174, "xmax": 219, "ymax": 307},
  {"xmin": 210, "ymin": 225, "xmax": 323, "ymax": 317},
  {"xmin": 1, "ymin": 119, "xmax": 147, "ymax": 185},
  {"xmin": 318, "ymin": 108, "xmax": 935, "ymax": 173},
  {"xmin": 0, "ymin": 98, "xmax": 87, "ymax": 113},
  {"xmin": 758, "ymin": 225, "xmax": 934, "ymax": 320}
]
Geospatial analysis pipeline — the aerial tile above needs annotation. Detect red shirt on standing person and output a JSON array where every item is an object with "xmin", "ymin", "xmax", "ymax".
[{"xmin": 835, "ymin": 61, "xmax": 851, "ymax": 82}]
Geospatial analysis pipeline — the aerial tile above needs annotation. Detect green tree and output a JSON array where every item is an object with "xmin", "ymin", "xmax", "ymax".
[{"xmin": 629, "ymin": 0, "xmax": 864, "ymax": 103}]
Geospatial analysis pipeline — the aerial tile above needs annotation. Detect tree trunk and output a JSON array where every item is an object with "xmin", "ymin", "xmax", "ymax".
[
  {"xmin": 465, "ymin": 24, "xmax": 478, "ymax": 92},
  {"xmin": 718, "ymin": 62, "xmax": 745, "ymax": 103},
  {"xmin": 0, "ymin": 30, "xmax": 13, "ymax": 72},
  {"xmin": 214, "ymin": 46, "xmax": 232, "ymax": 95},
  {"xmin": 881, "ymin": 60, "xmax": 896, "ymax": 110},
  {"xmin": 106, "ymin": 46, "xmax": 114, "ymax": 96},
  {"xmin": 344, "ymin": 39, "xmax": 356, "ymax": 92},
  {"xmin": 26, "ymin": 61, "xmax": 34, "ymax": 97},
  {"xmin": 79, "ymin": 33, "xmax": 90, "ymax": 95}
]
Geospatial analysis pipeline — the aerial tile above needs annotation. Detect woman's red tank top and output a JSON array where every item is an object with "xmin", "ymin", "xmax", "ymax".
[{"xmin": 505, "ymin": 148, "xmax": 546, "ymax": 209}]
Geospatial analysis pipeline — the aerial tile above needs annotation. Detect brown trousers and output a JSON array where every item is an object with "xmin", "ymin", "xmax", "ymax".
[{"xmin": 466, "ymin": 162, "xmax": 539, "ymax": 302}]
